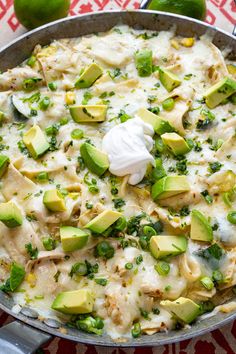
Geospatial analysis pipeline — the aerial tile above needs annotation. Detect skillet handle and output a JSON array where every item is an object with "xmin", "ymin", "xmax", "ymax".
[
  {"xmin": 0, "ymin": 321, "xmax": 51, "ymax": 354},
  {"xmin": 140, "ymin": 0, "xmax": 151, "ymax": 8}
]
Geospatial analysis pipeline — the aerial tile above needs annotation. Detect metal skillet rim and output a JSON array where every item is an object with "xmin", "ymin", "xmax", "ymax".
[{"xmin": 0, "ymin": 9, "xmax": 236, "ymax": 347}]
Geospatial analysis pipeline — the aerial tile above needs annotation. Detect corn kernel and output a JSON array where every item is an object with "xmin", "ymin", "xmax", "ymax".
[
  {"xmin": 68, "ymin": 192, "xmax": 80, "ymax": 200},
  {"xmin": 227, "ymin": 64, "xmax": 236, "ymax": 76},
  {"xmin": 37, "ymin": 46, "xmax": 56, "ymax": 58},
  {"xmin": 180, "ymin": 38, "xmax": 195, "ymax": 47},
  {"xmin": 170, "ymin": 39, "xmax": 180, "ymax": 50},
  {"xmin": 65, "ymin": 91, "xmax": 76, "ymax": 105},
  {"xmin": 26, "ymin": 273, "xmax": 37, "ymax": 288}
]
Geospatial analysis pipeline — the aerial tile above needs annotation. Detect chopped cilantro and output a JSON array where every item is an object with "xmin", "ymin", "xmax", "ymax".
[
  {"xmin": 209, "ymin": 161, "xmax": 222, "ymax": 174},
  {"xmin": 25, "ymin": 243, "xmax": 38, "ymax": 260}
]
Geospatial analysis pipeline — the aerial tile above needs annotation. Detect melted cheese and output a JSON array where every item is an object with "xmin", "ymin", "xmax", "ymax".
[{"xmin": 0, "ymin": 25, "xmax": 235, "ymax": 340}]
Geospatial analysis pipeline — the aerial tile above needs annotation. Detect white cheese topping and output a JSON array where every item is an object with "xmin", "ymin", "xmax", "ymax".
[{"xmin": 102, "ymin": 117, "xmax": 155, "ymax": 185}]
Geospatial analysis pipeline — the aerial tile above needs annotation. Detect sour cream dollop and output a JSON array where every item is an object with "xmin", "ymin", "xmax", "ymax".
[{"xmin": 102, "ymin": 117, "xmax": 155, "ymax": 185}]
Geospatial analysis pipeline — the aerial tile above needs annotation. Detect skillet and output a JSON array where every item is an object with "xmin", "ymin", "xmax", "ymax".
[{"xmin": 0, "ymin": 9, "xmax": 235, "ymax": 353}]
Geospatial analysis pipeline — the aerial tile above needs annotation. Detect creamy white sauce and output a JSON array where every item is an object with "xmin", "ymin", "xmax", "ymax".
[{"xmin": 102, "ymin": 117, "xmax": 155, "ymax": 185}]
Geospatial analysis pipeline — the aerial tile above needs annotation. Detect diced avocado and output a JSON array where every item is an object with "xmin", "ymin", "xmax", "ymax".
[
  {"xmin": 85, "ymin": 209, "xmax": 121, "ymax": 234},
  {"xmin": 60, "ymin": 226, "xmax": 89, "ymax": 252},
  {"xmin": 227, "ymin": 64, "xmax": 236, "ymax": 76},
  {"xmin": 190, "ymin": 209, "xmax": 213, "ymax": 242},
  {"xmin": 23, "ymin": 125, "xmax": 49, "ymax": 159},
  {"xmin": 70, "ymin": 105, "xmax": 107, "ymax": 123},
  {"xmin": 151, "ymin": 176, "xmax": 190, "ymax": 200},
  {"xmin": 135, "ymin": 49, "xmax": 153, "ymax": 77},
  {"xmin": 150, "ymin": 235, "xmax": 187, "ymax": 259},
  {"xmin": 159, "ymin": 68, "xmax": 181, "ymax": 92},
  {"xmin": 51, "ymin": 289, "xmax": 94, "ymax": 314},
  {"xmin": 161, "ymin": 132, "xmax": 190, "ymax": 156},
  {"xmin": 75, "ymin": 63, "xmax": 103, "ymax": 88},
  {"xmin": 160, "ymin": 297, "xmax": 200, "ymax": 324},
  {"xmin": 0, "ymin": 155, "xmax": 10, "ymax": 178},
  {"xmin": 203, "ymin": 77, "xmax": 236, "ymax": 109},
  {"xmin": 43, "ymin": 189, "xmax": 66, "ymax": 212},
  {"xmin": 0, "ymin": 201, "xmax": 22, "ymax": 228},
  {"xmin": 80, "ymin": 142, "xmax": 109, "ymax": 176},
  {"xmin": 137, "ymin": 108, "xmax": 174, "ymax": 135}
]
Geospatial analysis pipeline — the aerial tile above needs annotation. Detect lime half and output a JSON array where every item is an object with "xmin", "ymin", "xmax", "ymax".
[
  {"xmin": 147, "ymin": 0, "xmax": 207, "ymax": 21},
  {"xmin": 14, "ymin": 0, "xmax": 70, "ymax": 30}
]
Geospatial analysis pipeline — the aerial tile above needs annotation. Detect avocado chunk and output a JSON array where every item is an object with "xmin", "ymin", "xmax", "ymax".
[
  {"xmin": 80, "ymin": 142, "xmax": 109, "ymax": 176},
  {"xmin": 151, "ymin": 176, "xmax": 190, "ymax": 200},
  {"xmin": 0, "ymin": 201, "xmax": 22, "ymax": 228},
  {"xmin": 160, "ymin": 297, "xmax": 200, "ymax": 324},
  {"xmin": 70, "ymin": 105, "xmax": 107, "ymax": 123},
  {"xmin": 159, "ymin": 68, "xmax": 181, "ymax": 92},
  {"xmin": 23, "ymin": 125, "xmax": 49, "ymax": 159},
  {"xmin": 52, "ymin": 289, "xmax": 94, "ymax": 314},
  {"xmin": 161, "ymin": 132, "xmax": 190, "ymax": 156},
  {"xmin": 60, "ymin": 226, "xmax": 89, "ymax": 252},
  {"xmin": 75, "ymin": 63, "xmax": 103, "ymax": 88},
  {"xmin": 85, "ymin": 209, "xmax": 121, "ymax": 234},
  {"xmin": 150, "ymin": 235, "xmax": 187, "ymax": 259},
  {"xmin": 43, "ymin": 189, "xmax": 66, "ymax": 212},
  {"xmin": 137, "ymin": 108, "xmax": 174, "ymax": 135},
  {"xmin": 203, "ymin": 77, "xmax": 236, "ymax": 108},
  {"xmin": 0, "ymin": 155, "xmax": 10, "ymax": 178},
  {"xmin": 190, "ymin": 209, "xmax": 213, "ymax": 242}
]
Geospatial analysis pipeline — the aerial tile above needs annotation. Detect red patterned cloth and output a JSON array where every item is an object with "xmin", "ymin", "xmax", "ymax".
[{"xmin": 0, "ymin": 0, "xmax": 236, "ymax": 353}]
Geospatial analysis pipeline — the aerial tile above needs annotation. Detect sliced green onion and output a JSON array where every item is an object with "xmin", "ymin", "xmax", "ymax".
[
  {"xmin": 136, "ymin": 255, "xmax": 143, "ymax": 265},
  {"xmin": 42, "ymin": 237, "xmax": 55, "ymax": 251},
  {"xmin": 154, "ymin": 261, "xmax": 170, "ymax": 276},
  {"xmin": 22, "ymin": 78, "xmax": 41, "ymax": 91},
  {"xmin": 36, "ymin": 171, "xmax": 49, "ymax": 182},
  {"xmin": 95, "ymin": 278, "xmax": 108, "ymax": 286},
  {"xmin": 71, "ymin": 129, "xmax": 84, "ymax": 140},
  {"xmin": 39, "ymin": 97, "xmax": 50, "ymax": 111},
  {"xmin": 114, "ymin": 216, "xmax": 127, "ymax": 231},
  {"xmin": 48, "ymin": 82, "xmax": 57, "ymax": 91},
  {"xmin": 155, "ymin": 137, "xmax": 165, "ymax": 153},
  {"xmin": 95, "ymin": 241, "xmax": 115, "ymax": 259},
  {"xmin": 200, "ymin": 276, "xmax": 214, "ymax": 290},
  {"xmin": 27, "ymin": 56, "xmax": 36, "ymax": 67},
  {"xmin": 212, "ymin": 270, "xmax": 224, "ymax": 284},
  {"xmin": 125, "ymin": 262, "xmax": 133, "ymax": 270},
  {"xmin": 162, "ymin": 98, "xmax": 175, "ymax": 111},
  {"xmin": 131, "ymin": 322, "xmax": 141, "ymax": 338},
  {"xmin": 143, "ymin": 225, "xmax": 156, "ymax": 237},
  {"xmin": 70, "ymin": 262, "xmax": 88, "ymax": 276},
  {"xmin": 227, "ymin": 211, "xmax": 236, "ymax": 224},
  {"xmin": 59, "ymin": 117, "xmax": 69, "ymax": 125}
]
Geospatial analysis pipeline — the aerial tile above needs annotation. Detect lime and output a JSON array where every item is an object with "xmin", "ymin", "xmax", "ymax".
[
  {"xmin": 14, "ymin": 0, "xmax": 70, "ymax": 30},
  {"xmin": 147, "ymin": 0, "xmax": 206, "ymax": 21}
]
